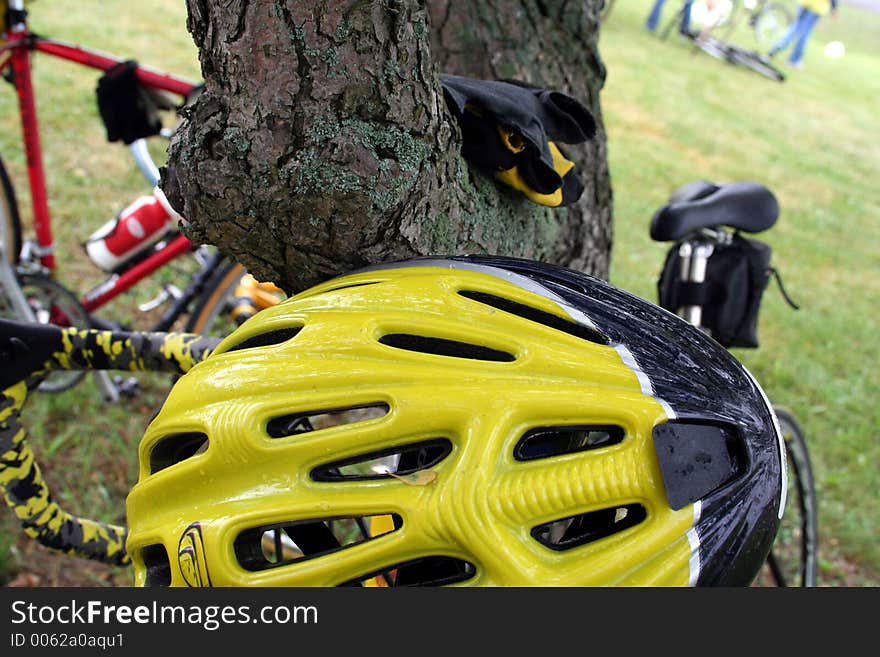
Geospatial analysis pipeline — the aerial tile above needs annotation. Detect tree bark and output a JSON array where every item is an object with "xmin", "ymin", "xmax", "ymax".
[{"xmin": 162, "ymin": 0, "xmax": 611, "ymax": 294}]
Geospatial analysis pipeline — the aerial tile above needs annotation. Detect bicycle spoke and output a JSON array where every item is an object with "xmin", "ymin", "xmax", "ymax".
[{"xmin": 19, "ymin": 274, "xmax": 89, "ymax": 393}]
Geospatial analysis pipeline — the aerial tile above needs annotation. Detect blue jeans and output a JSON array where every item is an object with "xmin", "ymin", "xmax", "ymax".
[
  {"xmin": 769, "ymin": 7, "xmax": 821, "ymax": 65},
  {"xmin": 646, "ymin": 0, "xmax": 693, "ymax": 33}
]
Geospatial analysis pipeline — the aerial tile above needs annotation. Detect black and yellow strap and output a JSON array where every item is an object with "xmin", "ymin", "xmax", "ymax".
[
  {"xmin": 0, "ymin": 319, "xmax": 219, "ymax": 565},
  {"xmin": 1, "ymin": 380, "xmax": 131, "ymax": 565}
]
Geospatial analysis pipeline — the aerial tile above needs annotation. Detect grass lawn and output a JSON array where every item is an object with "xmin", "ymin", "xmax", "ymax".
[{"xmin": 0, "ymin": 0, "xmax": 877, "ymax": 586}]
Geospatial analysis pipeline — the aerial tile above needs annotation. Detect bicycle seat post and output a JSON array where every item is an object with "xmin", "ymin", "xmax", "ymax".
[{"xmin": 676, "ymin": 237, "xmax": 715, "ymax": 331}]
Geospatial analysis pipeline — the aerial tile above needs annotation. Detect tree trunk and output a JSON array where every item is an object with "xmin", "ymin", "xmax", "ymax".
[{"xmin": 162, "ymin": 0, "xmax": 611, "ymax": 294}]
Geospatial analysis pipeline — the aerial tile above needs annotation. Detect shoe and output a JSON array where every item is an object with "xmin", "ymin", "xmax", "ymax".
[{"xmin": 786, "ymin": 60, "xmax": 803, "ymax": 69}]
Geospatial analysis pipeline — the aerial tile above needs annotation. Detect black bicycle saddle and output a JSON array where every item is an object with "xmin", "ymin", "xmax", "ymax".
[{"xmin": 649, "ymin": 180, "xmax": 779, "ymax": 242}]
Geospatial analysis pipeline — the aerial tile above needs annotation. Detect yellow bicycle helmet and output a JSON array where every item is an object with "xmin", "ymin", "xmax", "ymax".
[{"xmin": 126, "ymin": 255, "xmax": 784, "ymax": 587}]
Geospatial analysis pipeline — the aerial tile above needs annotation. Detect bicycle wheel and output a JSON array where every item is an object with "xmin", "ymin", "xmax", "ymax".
[
  {"xmin": 0, "ymin": 154, "xmax": 23, "ymax": 267},
  {"xmin": 599, "ymin": 0, "xmax": 615, "ymax": 23},
  {"xmin": 763, "ymin": 406, "xmax": 819, "ymax": 586},
  {"xmin": 0, "ymin": 163, "xmax": 85, "ymax": 393},
  {"xmin": 726, "ymin": 43, "xmax": 786, "ymax": 81},
  {"xmin": 185, "ymin": 259, "xmax": 286, "ymax": 339},
  {"xmin": 18, "ymin": 273, "xmax": 90, "ymax": 393},
  {"xmin": 752, "ymin": 2, "xmax": 792, "ymax": 50},
  {"xmin": 687, "ymin": 0, "xmax": 737, "ymax": 36},
  {"xmin": 692, "ymin": 35, "xmax": 732, "ymax": 62}
]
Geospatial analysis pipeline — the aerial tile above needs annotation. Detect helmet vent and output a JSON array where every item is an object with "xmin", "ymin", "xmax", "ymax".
[
  {"xmin": 531, "ymin": 503, "xmax": 647, "ymax": 551},
  {"xmin": 340, "ymin": 556, "xmax": 477, "ymax": 587},
  {"xmin": 311, "ymin": 438, "xmax": 453, "ymax": 481},
  {"xmin": 149, "ymin": 432, "xmax": 209, "ymax": 474},
  {"xmin": 514, "ymin": 425, "xmax": 624, "ymax": 461},
  {"xmin": 234, "ymin": 514, "xmax": 401, "ymax": 572},
  {"xmin": 140, "ymin": 543, "xmax": 172, "ymax": 587},
  {"xmin": 457, "ymin": 290, "xmax": 608, "ymax": 345},
  {"xmin": 223, "ymin": 326, "xmax": 302, "ymax": 353},
  {"xmin": 379, "ymin": 333, "xmax": 515, "ymax": 362},
  {"xmin": 266, "ymin": 403, "xmax": 389, "ymax": 438}
]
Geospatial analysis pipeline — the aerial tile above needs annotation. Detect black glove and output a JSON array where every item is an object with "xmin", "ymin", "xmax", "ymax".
[
  {"xmin": 440, "ymin": 74, "xmax": 596, "ymax": 207},
  {"xmin": 96, "ymin": 60, "xmax": 163, "ymax": 145}
]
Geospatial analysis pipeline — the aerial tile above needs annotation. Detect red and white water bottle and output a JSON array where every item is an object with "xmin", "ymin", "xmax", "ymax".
[{"xmin": 85, "ymin": 187, "xmax": 182, "ymax": 272}]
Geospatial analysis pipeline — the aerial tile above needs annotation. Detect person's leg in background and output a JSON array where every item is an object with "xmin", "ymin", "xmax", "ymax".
[
  {"xmin": 768, "ymin": 7, "xmax": 809, "ymax": 58},
  {"xmin": 787, "ymin": 10, "xmax": 821, "ymax": 66},
  {"xmin": 680, "ymin": 1, "xmax": 694, "ymax": 34},
  {"xmin": 646, "ymin": 0, "xmax": 668, "ymax": 31},
  {"xmin": 646, "ymin": 0, "xmax": 694, "ymax": 35}
]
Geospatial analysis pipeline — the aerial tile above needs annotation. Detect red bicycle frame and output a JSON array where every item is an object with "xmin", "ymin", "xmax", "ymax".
[{"xmin": 1, "ymin": 17, "xmax": 199, "ymax": 312}]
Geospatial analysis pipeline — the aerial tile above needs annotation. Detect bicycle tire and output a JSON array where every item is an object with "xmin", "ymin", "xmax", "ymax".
[
  {"xmin": 0, "ymin": 160, "xmax": 86, "ymax": 392},
  {"xmin": 696, "ymin": 0, "xmax": 737, "ymax": 35},
  {"xmin": 753, "ymin": 2, "xmax": 793, "ymax": 50},
  {"xmin": 692, "ymin": 35, "xmax": 732, "ymax": 63},
  {"xmin": 187, "ymin": 259, "xmax": 289, "ymax": 340},
  {"xmin": 765, "ymin": 406, "xmax": 819, "ymax": 586},
  {"xmin": 187, "ymin": 259, "xmax": 289, "ymax": 339},
  {"xmin": 184, "ymin": 259, "xmax": 261, "ymax": 340},
  {"xmin": 725, "ymin": 43, "xmax": 786, "ymax": 81},
  {"xmin": 0, "ymin": 154, "xmax": 23, "ymax": 267}
]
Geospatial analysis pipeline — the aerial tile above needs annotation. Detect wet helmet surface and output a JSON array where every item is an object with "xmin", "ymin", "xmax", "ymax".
[{"xmin": 126, "ymin": 255, "xmax": 783, "ymax": 587}]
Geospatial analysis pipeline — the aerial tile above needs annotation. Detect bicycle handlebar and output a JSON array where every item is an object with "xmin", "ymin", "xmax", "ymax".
[{"xmin": 0, "ymin": 320, "xmax": 220, "ymax": 565}]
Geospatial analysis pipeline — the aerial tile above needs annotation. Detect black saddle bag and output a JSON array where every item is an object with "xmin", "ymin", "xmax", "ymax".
[{"xmin": 657, "ymin": 233, "xmax": 785, "ymax": 349}]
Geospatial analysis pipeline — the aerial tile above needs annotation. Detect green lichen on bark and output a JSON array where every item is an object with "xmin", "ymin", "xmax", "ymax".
[{"xmin": 164, "ymin": 0, "xmax": 612, "ymax": 293}]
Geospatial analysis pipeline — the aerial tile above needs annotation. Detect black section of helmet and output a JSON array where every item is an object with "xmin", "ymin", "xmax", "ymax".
[{"xmin": 397, "ymin": 254, "xmax": 784, "ymax": 586}]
